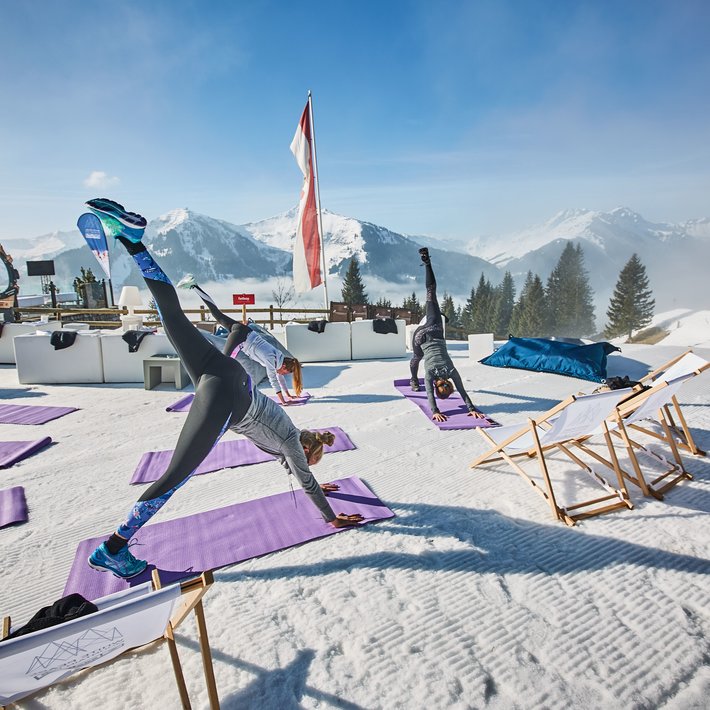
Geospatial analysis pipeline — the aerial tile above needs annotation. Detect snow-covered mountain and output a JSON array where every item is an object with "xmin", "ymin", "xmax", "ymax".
[
  {"xmin": 2, "ymin": 206, "xmax": 707, "ymax": 311},
  {"xmin": 467, "ymin": 207, "xmax": 710, "ymax": 312},
  {"xmin": 242, "ymin": 208, "xmax": 498, "ymax": 296}
]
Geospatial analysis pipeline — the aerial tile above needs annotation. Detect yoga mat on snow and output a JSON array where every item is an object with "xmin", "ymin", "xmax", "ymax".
[
  {"xmin": 394, "ymin": 378, "xmax": 500, "ymax": 430},
  {"xmin": 0, "ymin": 404, "xmax": 78, "ymax": 425},
  {"xmin": 64, "ymin": 475, "xmax": 394, "ymax": 600},
  {"xmin": 130, "ymin": 426, "xmax": 356, "ymax": 485},
  {"xmin": 0, "ymin": 437, "xmax": 52, "ymax": 468},
  {"xmin": 166, "ymin": 391, "xmax": 312, "ymax": 412},
  {"xmin": 0, "ymin": 486, "xmax": 28, "ymax": 528}
]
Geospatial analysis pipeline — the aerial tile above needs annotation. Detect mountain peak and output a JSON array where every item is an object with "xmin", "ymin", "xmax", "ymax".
[{"xmin": 155, "ymin": 208, "xmax": 192, "ymax": 234}]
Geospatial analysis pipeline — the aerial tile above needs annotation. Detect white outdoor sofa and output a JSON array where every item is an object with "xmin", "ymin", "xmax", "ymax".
[{"xmin": 0, "ymin": 322, "xmax": 63, "ymax": 364}]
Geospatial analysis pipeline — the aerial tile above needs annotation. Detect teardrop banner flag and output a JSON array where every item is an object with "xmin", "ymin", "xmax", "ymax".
[{"xmin": 77, "ymin": 213, "xmax": 111, "ymax": 280}]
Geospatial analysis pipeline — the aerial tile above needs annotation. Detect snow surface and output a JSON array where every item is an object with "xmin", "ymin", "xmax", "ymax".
[{"xmin": 1, "ymin": 336, "xmax": 709, "ymax": 708}]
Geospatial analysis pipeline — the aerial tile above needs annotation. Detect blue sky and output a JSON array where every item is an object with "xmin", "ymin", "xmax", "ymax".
[{"xmin": 1, "ymin": 0, "xmax": 709, "ymax": 242}]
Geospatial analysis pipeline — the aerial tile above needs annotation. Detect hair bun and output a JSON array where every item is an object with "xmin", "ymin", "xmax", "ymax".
[{"xmin": 317, "ymin": 431, "xmax": 336, "ymax": 447}]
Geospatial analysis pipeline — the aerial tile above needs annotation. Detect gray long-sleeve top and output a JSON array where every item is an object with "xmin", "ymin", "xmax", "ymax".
[
  {"xmin": 230, "ymin": 386, "xmax": 336, "ymax": 522},
  {"xmin": 421, "ymin": 339, "xmax": 475, "ymax": 415}
]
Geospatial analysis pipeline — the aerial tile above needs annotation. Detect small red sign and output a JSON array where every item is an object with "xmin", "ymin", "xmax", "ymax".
[{"xmin": 232, "ymin": 293, "xmax": 255, "ymax": 305}]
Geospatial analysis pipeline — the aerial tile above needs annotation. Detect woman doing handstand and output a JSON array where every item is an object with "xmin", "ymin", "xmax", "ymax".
[{"xmin": 409, "ymin": 248, "xmax": 485, "ymax": 423}]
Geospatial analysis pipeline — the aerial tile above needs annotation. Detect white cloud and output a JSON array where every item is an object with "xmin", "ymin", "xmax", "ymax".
[{"xmin": 83, "ymin": 170, "xmax": 120, "ymax": 189}]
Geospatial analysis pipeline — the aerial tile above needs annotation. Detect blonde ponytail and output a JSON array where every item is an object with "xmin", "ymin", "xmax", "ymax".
[{"xmin": 283, "ymin": 357, "xmax": 303, "ymax": 396}]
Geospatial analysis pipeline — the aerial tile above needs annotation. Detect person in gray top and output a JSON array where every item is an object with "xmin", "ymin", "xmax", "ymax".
[
  {"xmin": 410, "ymin": 248, "xmax": 485, "ymax": 423},
  {"xmin": 82, "ymin": 198, "xmax": 363, "ymax": 580}
]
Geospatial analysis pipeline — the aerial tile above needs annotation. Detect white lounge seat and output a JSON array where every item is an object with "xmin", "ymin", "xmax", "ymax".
[
  {"xmin": 284, "ymin": 322, "xmax": 351, "ymax": 362},
  {"xmin": 14, "ymin": 332, "xmax": 104, "ymax": 384},
  {"xmin": 351, "ymin": 319, "xmax": 406, "ymax": 360},
  {"xmin": 100, "ymin": 332, "xmax": 177, "ymax": 383},
  {"xmin": 0, "ymin": 322, "xmax": 62, "ymax": 365}
]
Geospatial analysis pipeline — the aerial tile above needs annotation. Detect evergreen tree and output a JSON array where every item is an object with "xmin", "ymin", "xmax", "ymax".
[
  {"xmin": 471, "ymin": 273, "xmax": 494, "ymax": 333},
  {"xmin": 545, "ymin": 242, "xmax": 595, "ymax": 337},
  {"xmin": 441, "ymin": 292, "xmax": 459, "ymax": 328},
  {"xmin": 341, "ymin": 257, "xmax": 368, "ymax": 306},
  {"xmin": 510, "ymin": 271, "xmax": 547, "ymax": 337},
  {"xmin": 604, "ymin": 253, "xmax": 655, "ymax": 339},
  {"xmin": 402, "ymin": 291, "xmax": 422, "ymax": 322},
  {"xmin": 375, "ymin": 296, "xmax": 392, "ymax": 308},
  {"xmin": 460, "ymin": 285, "xmax": 476, "ymax": 333},
  {"xmin": 492, "ymin": 271, "xmax": 515, "ymax": 338}
]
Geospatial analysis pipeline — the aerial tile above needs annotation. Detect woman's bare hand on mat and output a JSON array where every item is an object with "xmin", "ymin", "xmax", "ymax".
[
  {"xmin": 320, "ymin": 483, "xmax": 340, "ymax": 493},
  {"xmin": 468, "ymin": 410, "xmax": 486, "ymax": 419},
  {"xmin": 330, "ymin": 513, "xmax": 364, "ymax": 527},
  {"xmin": 432, "ymin": 412, "xmax": 447, "ymax": 422}
]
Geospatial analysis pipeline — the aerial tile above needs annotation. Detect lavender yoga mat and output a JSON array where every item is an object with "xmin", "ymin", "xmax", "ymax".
[
  {"xmin": 394, "ymin": 378, "xmax": 500, "ymax": 430},
  {"xmin": 64, "ymin": 475, "xmax": 394, "ymax": 600},
  {"xmin": 0, "ymin": 404, "xmax": 78, "ymax": 425},
  {"xmin": 0, "ymin": 486, "xmax": 28, "ymax": 528},
  {"xmin": 0, "ymin": 437, "xmax": 52, "ymax": 468},
  {"xmin": 166, "ymin": 391, "xmax": 313, "ymax": 412},
  {"xmin": 130, "ymin": 426, "xmax": 356, "ymax": 485}
]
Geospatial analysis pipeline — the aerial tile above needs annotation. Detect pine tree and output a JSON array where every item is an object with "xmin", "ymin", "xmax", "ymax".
[
  {"xmin": 471, "ymin": 274, "xmax": 494, "ymax": 333},
  {"xmin": 460, "ymin": 285, "xmax": 476, "ymax": 333},
  {"xmin": 604, "ymin": 253, "xmax": 655, "ymax": 339},
  {"xmin": 375, "ymin": 296, "xmax": 392, "ymax": 308},
  {"xmin": 546, "ymin": 242, "xmax": 595, "ymax": 337},
  {"xmin": 492, "ymin": 271, "xmax": 515, "ymax": 338},
  {"xmin": 402, "ymin": 292, "xmax": 422, "ymax": 322},
  {"xmin": 341, "ymin": 257, "xmax": 368, "ymax": 307},
  {"xmin": 441, "ymin": 293, "xmax": 459, "ymax": 328},
  {"xmin": 510, "ymin": 271, "xmax": 546, "ymax": 337}
]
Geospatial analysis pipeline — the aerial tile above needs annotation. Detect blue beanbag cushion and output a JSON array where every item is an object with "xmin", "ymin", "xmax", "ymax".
[{"xmin": 480, "ymin": 337, "xmax": 620, "ymax": 383}]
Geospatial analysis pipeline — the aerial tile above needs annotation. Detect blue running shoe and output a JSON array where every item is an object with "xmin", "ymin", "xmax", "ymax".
[
  {"xmin": 86, "ymin": 198, "xmax": 146, "ymax": 243},
  {"xmin": 88, "ymin": 542, "xmax": 148, "ymax": 578}
]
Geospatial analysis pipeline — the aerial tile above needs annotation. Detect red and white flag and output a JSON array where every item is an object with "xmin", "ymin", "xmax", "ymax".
[{"xmin": 290, "ymin": 100, "xmax": 322, "ymax": 293}]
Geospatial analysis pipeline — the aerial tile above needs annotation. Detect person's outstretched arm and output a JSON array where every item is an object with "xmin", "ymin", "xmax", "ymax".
[
  {"xmin": 449, "ymin": 368, "xmax": 485, "ymax": 418},
  {"xmin": 278, "ymin": 438, "xmax": 364, "ymax": 527}
]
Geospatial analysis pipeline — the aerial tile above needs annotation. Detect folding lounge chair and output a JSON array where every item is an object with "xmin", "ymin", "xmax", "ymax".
[
  {"xmin": 470, "ymin": 389, "xmax": 635, "ymax": 525},
  {"xmin": 608, "ymin": 373, "xmax": 701, "ymax": 499},
  {"xmin": 638, "ymin": 351, "xmax": 709, "ymax": 456},
  {"xmin": 1, "ymin": 571, "xmax": 219, "ymax": 709}
]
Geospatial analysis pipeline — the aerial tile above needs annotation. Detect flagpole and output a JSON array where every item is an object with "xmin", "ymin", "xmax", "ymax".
[{"xmin": 307, "ymin": 90, "xmax": 329, "ymax": 313}]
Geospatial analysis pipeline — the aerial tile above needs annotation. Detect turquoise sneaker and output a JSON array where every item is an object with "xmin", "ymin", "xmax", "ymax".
[
  {"xmin": 88, "ymin": 542, "xmax": 148, "ymax": 578},
  {"xmin": 86, "ymin": 198, "xmax": 146, "ymax": 243},
  {"xmin": 176, "ymin": 273, "xmax": 197, "ymax": 290}
]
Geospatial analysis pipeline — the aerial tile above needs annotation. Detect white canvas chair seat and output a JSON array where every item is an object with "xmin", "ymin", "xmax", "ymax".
[
  {"xmin": 638, "ymin": 351, "xmax": 710, "ymax": 455},
  {"xmin": 607, "ymin": 373, "xmax": 700, "ymax": 499},
  {"xmin": 1, "ymin": 571, "xmax": 219, "ymax": 709},
  {"xmin": 471, "ymin": 389, "xmax": 634, "ymax": 525}
]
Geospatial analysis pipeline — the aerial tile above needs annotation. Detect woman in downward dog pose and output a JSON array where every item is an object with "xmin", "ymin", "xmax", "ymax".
[
  {"xmin": 177, "ymin": 275, "xmax": 302, "ymax": 405},
  {"xmin": 84, "ymin": 198, "xmax": 363, "ymax": 579},
  {"xmin": 409, "ymin": 248, "xmax": 485, "ymax": 423}
]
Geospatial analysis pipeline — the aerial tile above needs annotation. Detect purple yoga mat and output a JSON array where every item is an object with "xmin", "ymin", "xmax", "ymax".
[
  {"xmin": 130, "ymin": 426, "xmax": 356, "ymax": 484},
  {"xmin": 64, "ymin": 475, "xmax": 394, "ymax": 600},
  {"xmin": 0, "ymin": 437, "xmax": 52, "ymax": 468},
  {"xmin": 0, "ymin": 404, "xmax": 78, "ymax": 425},
  {"xmin": 0, "ymin": 486, "xmax": 28, "ymax": 528},
  {"xmin": 394, "ymin": 378, "xmax": 500, "ymax": 430},
  {"xmin": 166, "ymin": 391, "xmax": 313, "ymax": 412}
]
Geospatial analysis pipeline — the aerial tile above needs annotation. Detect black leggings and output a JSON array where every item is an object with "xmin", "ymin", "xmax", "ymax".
[
  {"xmin": 194, "ymin": 284, "xmax": 251, "ymax": 357},
  {"xmin": 410, "ymin": 262, "xmax": 444, "ymax": 379},
  {"xmin": 115, "ymin": 241, "xmax": 253, "ymax": 540}
]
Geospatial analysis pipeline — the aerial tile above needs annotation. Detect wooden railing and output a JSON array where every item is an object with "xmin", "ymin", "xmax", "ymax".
[{"xmin": 10, "ymin": 305, "xmax": 330, "ymax": 330}]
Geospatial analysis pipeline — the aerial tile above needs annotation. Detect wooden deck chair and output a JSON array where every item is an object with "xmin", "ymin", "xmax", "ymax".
[
  {"xmin": 1, "ymin": 571, "xmax": 219, "ymax": 709},
  {"xmin": 470, "ymin": 389, "xmax": 635, "ymax": 525},
  {"xmin": 607, "ymin": 373, "xmax": 700, "ymax": 499},
  {"xmin": 637, "ymin": 351, "xmax": 709, "ymax": 455}
]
